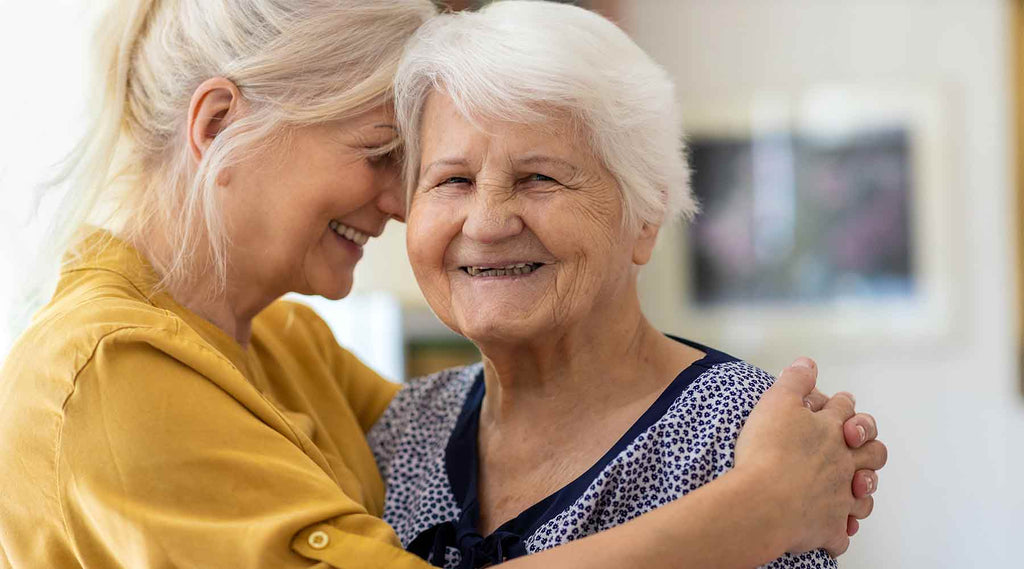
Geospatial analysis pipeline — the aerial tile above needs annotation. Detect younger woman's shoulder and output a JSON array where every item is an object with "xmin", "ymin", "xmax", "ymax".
[{"xmin": 252, "ymin": 299, "xmax": 332, "ymax": 349}]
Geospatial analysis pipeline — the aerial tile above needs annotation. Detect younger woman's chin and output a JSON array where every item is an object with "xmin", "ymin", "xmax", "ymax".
[
  {"xmin": 317, "ymin": 280, "xmax": 354, "ymax": 301},
  {"xmin": 303, "ymin": 271, "xmax": 354, "ymax": 301},
  {"xmin": 317, "ymin": 288, "xmax": 351, "ymax": 301}
]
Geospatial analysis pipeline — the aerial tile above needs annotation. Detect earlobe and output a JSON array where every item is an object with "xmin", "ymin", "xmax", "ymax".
[
  {"xmin": 632, "ymin": 221, "xmax": 661, "ymax": 265},
  {"xmin": 187, "ymin": 77, "xmax": 243, "ymax": 163}
]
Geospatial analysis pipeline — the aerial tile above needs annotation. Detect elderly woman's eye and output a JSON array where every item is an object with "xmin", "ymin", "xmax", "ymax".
[
  {"xmin": 440, "ymin": 176, "xmax": 472, "ymax": 186},
  {"xmin": 526, "ymin": 174, "xmax": 555, "ymax": 183}
]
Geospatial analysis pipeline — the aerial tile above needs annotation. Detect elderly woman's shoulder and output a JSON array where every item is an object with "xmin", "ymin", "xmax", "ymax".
[
  {"xmin": 694, "ymin": 358, "xmax": 778, "ymax": 400},
  {"xmin": 367, "ymin": 363, "xmax": 481, "ymax": 465},
  {"xmin": 683, "ymin": 356, "xmax": 779, "ymax": 421},
  {"xmin": 386, "ymin": 363, "xmax": 481, "ymax": 422}
]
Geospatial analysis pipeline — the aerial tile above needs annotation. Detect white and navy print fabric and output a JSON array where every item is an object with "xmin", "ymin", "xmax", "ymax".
[{"xmin": 368, "ymin": 337, "xmax": 837, "ymax": 569}]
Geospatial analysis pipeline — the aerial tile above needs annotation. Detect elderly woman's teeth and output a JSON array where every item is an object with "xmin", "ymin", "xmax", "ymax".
[
  {"xmin": 329, "ymin": 220, "xmax": 370, "ymax": 246},
  {"xmin": 465, "ymin": 263, "xmax": 541, "ymax": 277}
]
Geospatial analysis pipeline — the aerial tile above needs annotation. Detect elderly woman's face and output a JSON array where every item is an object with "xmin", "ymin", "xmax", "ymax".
[
  {"xmin": 222, "ymin": 105, "xmax": 403, "ymax": 301},
  {"xmin": 407, "ymin": 93, "xmax": 658, "ymax": 344}
]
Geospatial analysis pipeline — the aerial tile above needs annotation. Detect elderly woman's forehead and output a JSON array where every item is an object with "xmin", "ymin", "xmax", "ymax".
[{"xmin": 424, "ymin": 90, "xmax": 576, "ymax": 131}]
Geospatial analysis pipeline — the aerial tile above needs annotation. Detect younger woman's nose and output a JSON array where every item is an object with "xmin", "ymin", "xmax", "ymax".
[{"xmin": 376, "ymin": 171, "xmax": 407, "ymax": 223}]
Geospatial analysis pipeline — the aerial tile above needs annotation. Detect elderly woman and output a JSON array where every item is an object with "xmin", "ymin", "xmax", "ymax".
[
  {"xmin": 369, "ymin": 2, "xmax": 886, "ymax": 568},
  {"xmin": 0, "ymin": 0, "xmax": 883, "ymax": 568}
]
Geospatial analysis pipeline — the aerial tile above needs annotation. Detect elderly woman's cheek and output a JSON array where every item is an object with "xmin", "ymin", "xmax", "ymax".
[
  {"xmin": 547, "ymin": 256, "xmax": 592, "ymax": 327},
  {"xmin": 407, "ymin": 201, "xmax": 457, "ymax": 317}
]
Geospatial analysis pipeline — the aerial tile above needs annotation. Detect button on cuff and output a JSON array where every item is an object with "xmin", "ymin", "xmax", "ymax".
[{"xmin": 308, "ymin": 530, "xmax": 330, "ymax": 550}]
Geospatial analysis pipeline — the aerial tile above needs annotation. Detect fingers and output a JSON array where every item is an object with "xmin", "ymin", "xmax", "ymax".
[
  {"xmin": 853, "ymin": 440, "xmax": 888, "ymax": 471},
  {"xmin": 850, "ymin": 495, "xmax": 874, "ymax": 520},
  {"xmin": 851, "ymin": 469, "xmax": 878, "ymax": 499},
  {"xmin": 846, "ymin": 516, "xmax": 860, "ymax": 537},
  {"xmin": 803, "ymin": 388, "xmax": 829, "ymax": 411},
  {"xmin": 770, "ymin": 357, "xmax": 819, "ymax": 402},
  {"xmin": 823, "ymin": 391, "xmax": 856, "ymax": 422},
  {"xmin": 843, "ymin": 412, "xmax": 878, "ymax": 448}
]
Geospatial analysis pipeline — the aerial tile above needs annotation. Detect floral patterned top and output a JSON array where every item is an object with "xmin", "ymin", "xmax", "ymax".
[{"xmin": 368, "ymin": 337, "xmax": 837, "ymax": 569}]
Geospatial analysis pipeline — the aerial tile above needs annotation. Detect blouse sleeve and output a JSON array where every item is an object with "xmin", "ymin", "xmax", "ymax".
[{"xmin": 57, "ymin": 326, "xmax": 430, "ymax": 569}]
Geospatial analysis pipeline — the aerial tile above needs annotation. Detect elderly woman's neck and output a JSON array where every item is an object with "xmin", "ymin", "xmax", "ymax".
[{"xmin": 478, "ymin": 306, "xmax": 688, "ymax": 427}]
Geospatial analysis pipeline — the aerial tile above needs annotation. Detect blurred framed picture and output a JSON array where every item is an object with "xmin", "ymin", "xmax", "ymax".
[{"xmin": 640, "ymin": 85, "xmax": 957, "ymax": 363}]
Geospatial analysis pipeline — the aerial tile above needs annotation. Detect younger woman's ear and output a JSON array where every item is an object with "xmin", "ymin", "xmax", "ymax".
[
  {"xmin": 632, "ymin": 221, "xmax": 661, "ymax": 265},
  {"xmin": 187, "ymin": 77, "xmax": 243, "ymax": 163}
]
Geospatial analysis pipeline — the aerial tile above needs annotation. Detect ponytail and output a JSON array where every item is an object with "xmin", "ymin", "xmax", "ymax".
[{"xmin": 40, "ymin": 0, "xmax": 158, "ymax": 269}]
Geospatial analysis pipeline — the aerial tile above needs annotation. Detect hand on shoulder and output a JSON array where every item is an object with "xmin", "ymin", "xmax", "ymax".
[{"xmin": 734, "ymin": 358, "xmax": 888, "ymax": 557}]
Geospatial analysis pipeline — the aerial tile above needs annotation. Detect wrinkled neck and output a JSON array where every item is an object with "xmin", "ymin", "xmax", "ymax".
[{"xmin": 477, "ymin": 293, "xmax": 661, "ymax": 429}]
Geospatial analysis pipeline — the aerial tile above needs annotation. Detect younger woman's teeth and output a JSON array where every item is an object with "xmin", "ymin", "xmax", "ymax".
[{"xmin": 329, "ymin": 220, "xmax": 370, "ymax": 246}]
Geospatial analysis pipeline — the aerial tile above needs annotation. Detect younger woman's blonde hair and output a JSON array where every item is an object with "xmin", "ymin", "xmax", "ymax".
[{"xmin": 45, "ymin": 0, "xmax": 435, "ymax": 293}]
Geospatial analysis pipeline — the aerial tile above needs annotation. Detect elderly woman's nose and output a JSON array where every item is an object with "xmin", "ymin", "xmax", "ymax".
[{"xmin": 462, "ymin": 195, "xmax": 524, "ymax": 243}]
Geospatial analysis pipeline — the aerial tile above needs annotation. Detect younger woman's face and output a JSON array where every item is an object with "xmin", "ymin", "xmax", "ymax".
[{"xmin": 221, "ymin": 104, "xmax": 404, "ymax": 302}]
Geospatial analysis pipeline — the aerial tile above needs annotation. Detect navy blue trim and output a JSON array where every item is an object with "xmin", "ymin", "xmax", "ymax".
[{"xmin": 429, "ymin": 336, "xmax": 737, "ymax": 566}]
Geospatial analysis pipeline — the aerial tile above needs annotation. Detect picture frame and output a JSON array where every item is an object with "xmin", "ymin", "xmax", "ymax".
[{"xmin": 639, "ymin": 85, "xmax": 959, "ymax": 366}]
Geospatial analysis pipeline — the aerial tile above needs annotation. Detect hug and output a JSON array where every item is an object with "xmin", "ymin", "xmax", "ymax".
[{"xmin": 0, "ymin": 1, "xmax": 885, "ymax": 568}]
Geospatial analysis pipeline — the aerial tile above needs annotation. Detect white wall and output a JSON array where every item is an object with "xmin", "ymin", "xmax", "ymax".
[
  {"xmin": 626, "ymin": 0, "xmax": 1022, "ymax": 566},
  {"xmin": 0, "ymin": 0, "xmax": 89, "ymax": 359}
]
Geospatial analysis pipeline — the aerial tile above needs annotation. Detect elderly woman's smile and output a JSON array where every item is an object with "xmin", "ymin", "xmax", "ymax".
[
  {"xmin": 459, "ymin": 262, "xmax": 545, "ymax": 278},
  {"xmin": 407, "ymin": 92, "xmax": 651, "ymax": 344}
]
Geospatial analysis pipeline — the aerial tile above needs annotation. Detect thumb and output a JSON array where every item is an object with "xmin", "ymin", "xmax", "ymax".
[{"xmin": 766, "ymin": 358, "xmax": 819, "ymax": 404}]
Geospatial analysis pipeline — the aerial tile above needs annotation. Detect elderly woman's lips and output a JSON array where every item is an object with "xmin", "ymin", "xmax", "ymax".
[{"xmin": 460, "ymin": 262, "xmax": 545, "ymax": 277}]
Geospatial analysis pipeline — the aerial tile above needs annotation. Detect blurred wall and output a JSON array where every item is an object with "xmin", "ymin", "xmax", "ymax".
[{"xmin": 625, "ymin": 0, "xmax": 1022, "ymax": 567}]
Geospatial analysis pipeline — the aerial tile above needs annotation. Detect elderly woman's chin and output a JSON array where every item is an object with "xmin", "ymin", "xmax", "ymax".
[
  {"xmin": 437, "ymin": 298, "xmax": 553, "ymax": 346},
  {"xmin": 453, "ymin": 313, "xmax": 550, "ymax": 347}
]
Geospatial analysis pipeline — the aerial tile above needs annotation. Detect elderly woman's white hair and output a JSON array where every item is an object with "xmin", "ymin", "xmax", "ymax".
[
  {"xmin": 43, "ymin": 0, "xmax": 435, "ymax": 292},
  {"xmin": 395, "ymin": 0, "xmax": 697, "ymax": 229}
]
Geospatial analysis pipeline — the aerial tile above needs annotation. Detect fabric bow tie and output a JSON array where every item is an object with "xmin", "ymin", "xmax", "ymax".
[{"xmin": 408, "ymin": 520, "xmax": 528, "ymax": 568}]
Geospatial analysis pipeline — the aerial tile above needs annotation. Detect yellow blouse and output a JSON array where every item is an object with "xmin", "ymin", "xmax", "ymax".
[{"xmin": 0, "ymin": 232, "xmax": 432, "ymax": 568}]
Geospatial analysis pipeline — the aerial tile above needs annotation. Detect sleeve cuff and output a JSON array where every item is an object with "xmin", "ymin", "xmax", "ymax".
[{"xmin": 292, "ymin": 524, "xmax": 433, "ymax": 569}]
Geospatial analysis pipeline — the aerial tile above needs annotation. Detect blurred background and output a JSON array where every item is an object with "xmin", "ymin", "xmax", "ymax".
[{"xmin": 1, "ymin": 0, "xmax": 1021, "ymax": 567}]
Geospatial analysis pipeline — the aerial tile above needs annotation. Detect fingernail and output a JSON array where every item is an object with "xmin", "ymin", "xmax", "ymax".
[
  {"xmin": 803, "ymin": 398, "xmax": 814, "ymax": 409},
  {"xmin": 791, "ymin": 357, "xmax": 814, "ymax": 369},
  {"xmin": 856, "ymin": 425, "xmax": 866, "ymax": 443},
  {"xmin": 865, "ymin": 475, "xmax": 875, "ymax": 495}
]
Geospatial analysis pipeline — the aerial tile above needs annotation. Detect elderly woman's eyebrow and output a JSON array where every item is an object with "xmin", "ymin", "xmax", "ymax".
[
  {"xmin": 512, "ymin": 155, "xmax": 578, "ymax": 173},
  {"xmin": 421, "ymin": 158, "xmax": 470, "ymax": 177}
]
